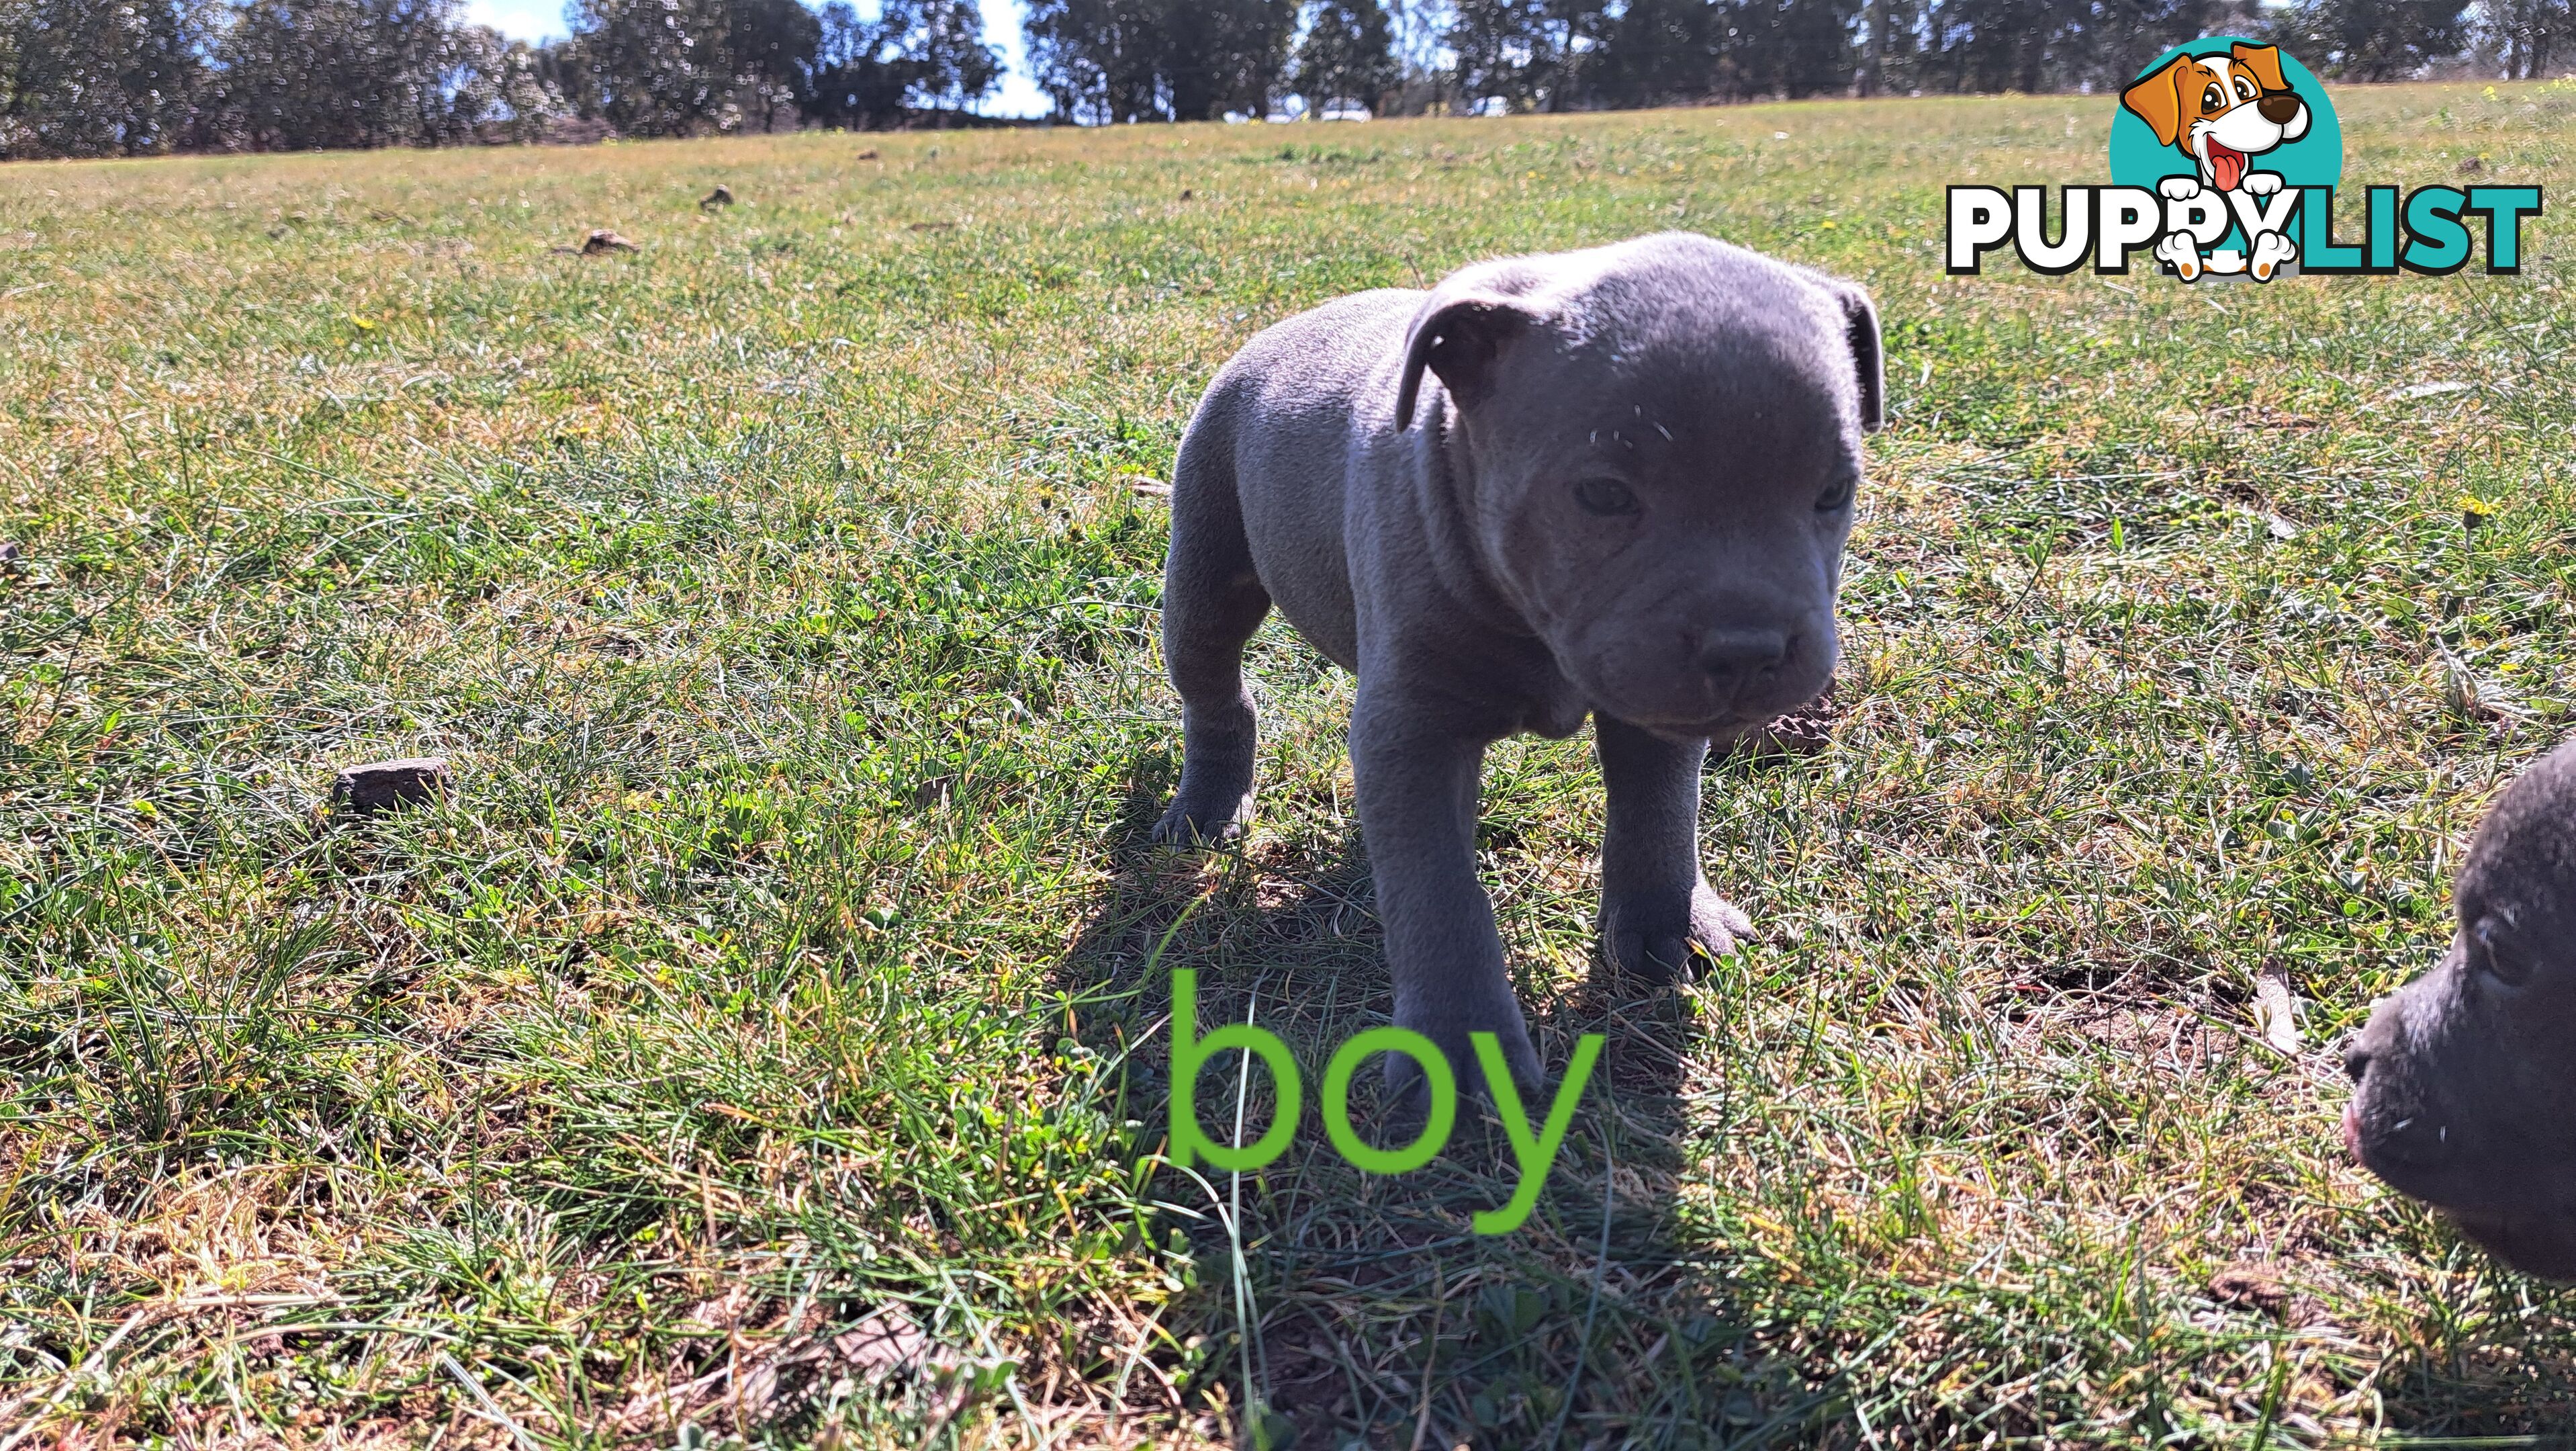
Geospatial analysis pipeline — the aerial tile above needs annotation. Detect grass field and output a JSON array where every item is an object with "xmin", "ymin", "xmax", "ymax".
[{"xmin": 3, "ymin": 80, "xmax": 2575, "ymax": 1448}]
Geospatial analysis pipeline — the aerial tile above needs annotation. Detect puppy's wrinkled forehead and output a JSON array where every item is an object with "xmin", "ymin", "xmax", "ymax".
[
  {"xmin": 2460, "ymin": 748, "xmax": 2576, "ymax": 932},
  {"xmin": 1555, "ymin": 276, "xmax": 1865, "ymax": 464},
  {"xmin": 1616, "ymin": 285, "xmax": 1854, "ymax": 409},
  {"xmin": 1399, "ymin": 233, "xmax": 1882, "ymax": 444}
]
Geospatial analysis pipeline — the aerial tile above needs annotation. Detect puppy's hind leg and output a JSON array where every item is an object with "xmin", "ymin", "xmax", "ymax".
[{"xmin": 1153, "ymin": 432, "xmax": 1271, "ymax": 846}]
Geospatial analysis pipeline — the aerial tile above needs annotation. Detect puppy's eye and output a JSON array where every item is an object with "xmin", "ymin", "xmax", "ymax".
[
  {"xmin": 2203, "ymin": 85, "xmax": 2224, "ymax": 112},
  {"xmin": 1572, "ymin": 478, "xmax": 1640, "ymax": 517},
  {"xmin": 2235, "ymin": 77, "xmax": 2257, "ymax": 101},
  {"xmin": 2471, "ymin": 916, "xmax": 2532, "ymax": 985},
  {"xmin": 1815, "ymin": 471, "xmax": 1857, "ymax": 513}
]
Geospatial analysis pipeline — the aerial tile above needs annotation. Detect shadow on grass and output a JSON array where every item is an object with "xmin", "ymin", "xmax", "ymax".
[
  {"xmin": 2371, "ymin": 1335, "xmax": 2576, "ymax": 1446},
  {"xmin": 1050, "ymin": 756, "xmax": 1847, "ymax": 1448}
]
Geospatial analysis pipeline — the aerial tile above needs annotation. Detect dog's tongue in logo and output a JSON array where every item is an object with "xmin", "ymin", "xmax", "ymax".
[{"xmin": 2207, "ymin": 140, "xmax": 2247, "ymax": 191}]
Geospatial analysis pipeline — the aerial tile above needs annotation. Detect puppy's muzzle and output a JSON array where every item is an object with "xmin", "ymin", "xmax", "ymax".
[
  {"xmin": 2342, "ymin": 997, "xmax": 2460, "ymax": 1181},
  {"xmin": 2256, "ymin": 91, "xmax": 2302, "ymax": 124}
]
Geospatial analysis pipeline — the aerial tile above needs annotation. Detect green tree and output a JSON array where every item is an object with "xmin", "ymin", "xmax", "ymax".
[
  {"xmin": 1728, "ymin": 0, "xmax": 1860, "ymax": 97},
  {"xmin": 2485, "ymin": 0, "xmax": 2571, "ymax": 77},
  {"xmin": 1445, "ymin": 0, "xmax": 1545, "ymax": 109},
  {"xmin": 1293, "ymin": 0, "xmax": 1397, "ymax": 110},
  {"xmin": 1594, "ymin": 0, "xmax": 1720, "ymax": 106},
  {"xmin": 1921, "ymin": 0, "xmax": 2059, "ymax": 92},
  {"xmin": 1024, "ymin": 0, "xmax": 1156, "ymax": 121},
  {"xmin": 1025, "ymin": 0, "xmax": 1291, "ymax": 122},
  {"xmin": 441, "ymin": 25, "xmax": 571, "ymax": 142},
  {"xmin": 2282, "ymin": 0, "xmax": 2469, "ymax": 79},
  {"xmin": 1446, "ymin": 0, "xmax": 1604, "ymax": 111},
  {"xmin": 566, "ymin": 0, "xmax": 817, "ymax": 136},
  {"xmin": 1160, "ymin": 0, "xmax": 1293, "ymax": 118},
  {"xmin": 567, "ymin": 0, "xmax": 728, "ymax": 134},
  {"xmin": 2059, "ymin": 0, "xmax": 2216, "ymax": 92},
  {"xmin": 0, "ymin": 0, "xmax": 214, "ymax": 158},
  {"xmin": 212, "ymin": 0, "xmax": 460, "ymax": 150},
  {"xmin": 727, "ymin": 0, "xmax": 824, "ymax": 125},
  {"xmin": 809, "ymin": 0, "xmax": 997, "ymax": 126},
  {"xmin": 811, "ymin": 0, "xmax": 912, "ymax": 126},
  {"xmin": 911, "ymin": 0, "xmax": 1001, "ymax": 112}
]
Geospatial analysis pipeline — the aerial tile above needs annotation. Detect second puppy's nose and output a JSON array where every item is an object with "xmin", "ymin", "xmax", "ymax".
[
  {"xmin": 1698, "ymin": 628, "xmax": 1788, "ymax": 693},
  {"xmin": 2258, "ymin": 92, "xmax": 2302, "ymax": 124},
  {"xmin": 2366, "ymin": 1110, "xmax": 2457, "ymax": 1172}
]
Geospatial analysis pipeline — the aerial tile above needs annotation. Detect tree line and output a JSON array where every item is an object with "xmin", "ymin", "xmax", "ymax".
[
  {"xmin": 1, "ymin": 0, "xmax": 2563, "ymax": 161},
  {"xmin": 0, "ymin": 0, "xmax": 1001, "ymax": 158},
  {"xmin": 1028, "ymin": 0, "xmax": 2556, "ymax": 122}
]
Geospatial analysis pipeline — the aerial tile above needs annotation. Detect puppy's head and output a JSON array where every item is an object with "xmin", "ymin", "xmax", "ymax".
[
  {"xmin": 1395, "ymin": 233, "xmax": 1880, "ymax": 739},
  {"xmin": 2120, "ymin": 43, "xmax": 2310, "ymax": 191},
  {"xmin": 2344, "ymin": 740, "xmax": 2576, "ymax": 1280}
]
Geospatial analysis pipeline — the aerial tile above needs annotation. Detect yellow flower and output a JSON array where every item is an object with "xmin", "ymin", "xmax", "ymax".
[
  {"xmin": 348, "ymin": 314, "xmax": 378, "ymax": 331},
  {"xmin": 2457, "ymin": 492, "xmax": 2497, "ymax": 517}
]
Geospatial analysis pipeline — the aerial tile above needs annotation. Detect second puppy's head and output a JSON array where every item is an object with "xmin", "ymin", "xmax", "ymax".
[
  {"xmin": 2344, "ymin": 740, "xmax": 2576, "ymax": 1279},
  {"xmin": 1395, "ymin": 232, "xmax": 1881, "ymax": 740}
]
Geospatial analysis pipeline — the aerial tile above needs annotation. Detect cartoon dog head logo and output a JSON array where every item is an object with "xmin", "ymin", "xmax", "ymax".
[
  {"xmin": 2121, "ymin": 43, "xmax": 2311, "ymax": 193},
  {"xmin": 1949, "ymin": 54, "xmax": 2537, "ymax": 285}
]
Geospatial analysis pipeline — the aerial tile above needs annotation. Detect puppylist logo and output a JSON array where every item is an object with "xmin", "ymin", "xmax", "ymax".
[{"xmin": 1947, "ymin": 40, "xmax": 2544, "ymax": 281}]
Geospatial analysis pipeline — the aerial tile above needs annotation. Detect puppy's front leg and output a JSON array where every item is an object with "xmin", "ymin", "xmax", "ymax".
[
  {"xmin": 1596, "ymin": 716, "xmax": 1752, "ymax": 983},
  {"xmin": 1350, "ymin": 695, "xmax": 1540, "ymax": 1099}
]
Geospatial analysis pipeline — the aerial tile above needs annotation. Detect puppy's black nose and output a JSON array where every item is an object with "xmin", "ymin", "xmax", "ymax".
[
  {"xmin": 2341, "ymin": 1038, "xmax": 2371, "ymax": 1084},
  {"xmin": 1698, "ymin": 629, "xmax": 1788, "ymax": 693},
  {"xmin": 2258, "ymin": 92, "xmax": 2302, "ymax": 124}
]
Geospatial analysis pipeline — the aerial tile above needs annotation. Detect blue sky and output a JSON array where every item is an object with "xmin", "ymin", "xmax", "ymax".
[{"xmin": 459, "ymin": 0, "xmax": 1052, "ymax": 116}]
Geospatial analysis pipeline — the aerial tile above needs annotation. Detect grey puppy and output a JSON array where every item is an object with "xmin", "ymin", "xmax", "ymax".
[
  {"xmin": 2345, "ymin": 738, "xmax": 2576, "ymax": 1279},
  {"xmin": 1152, "ymin": 232, "xmax": 1882, "ymax": 1094}
]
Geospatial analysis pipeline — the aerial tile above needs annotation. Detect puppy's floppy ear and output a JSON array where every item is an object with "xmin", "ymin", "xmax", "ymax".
[
  {"xmin": 1395, "ymin": 294, "xmax": 1540, "ymax": 431},
  {"xmin": 2121, "ymin": 55, "xmax": 2193, "ymax": 146},
  {"xmin": 1829, "ymin": 283, "xmax": 1884, "ymax": 433},
  {"xmin": 1794, "ymin": 271, "xmax": 1884, "ymax": 434},
  {"xmin": 2231, "ymin": 42, "xmax": 2289, "ymax": 93}
]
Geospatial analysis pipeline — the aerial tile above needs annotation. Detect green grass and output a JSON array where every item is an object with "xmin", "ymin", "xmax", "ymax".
[{"xmin": 3, "ymin": 83, "xmax": 2575, "ymax": 1446}]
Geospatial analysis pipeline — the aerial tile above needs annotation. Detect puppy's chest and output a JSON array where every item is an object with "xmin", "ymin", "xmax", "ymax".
[
  {"xmin": 1378, "ymin": 632, "xmax": 1590, "ymax": 740},
  {"xmin": 1518, "ymin": 687, "xmax": 1593, "ymax": 740}
]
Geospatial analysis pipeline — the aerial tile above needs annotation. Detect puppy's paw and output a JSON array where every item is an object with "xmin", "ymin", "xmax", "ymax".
[
  {"xmin": 1150, "ymin": 790, "xmax": 1254, "ymax": 847},
  {"xmin": 2158, "ymin": 176, "xmax": 2203, "ymax": 202},
  {"xmin": 2250, "ymin": 230, "xmax": 2297, "ymax": 281},
  {"xmin": 2206, "ymin": 248, "xmax": 2249, "ymax": 274},
  {"xmin": 2242, "ymin": 171, "xmax": 2285, "ymax": 198},
  {"xmin": 2154, "ymin": 231, "xmax": 2204, "ymax": 281},
  {"xmin": 1391, "ymin": 994, "xmax": 1540, "ymax": 1108},
  {"xmin": 1698, "ymin": 884, "xmax": 1756, "ymax": 943},
  {"xmin": 1602, "ymin": 882, "xmax": 1751, "ymax": 984}
]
